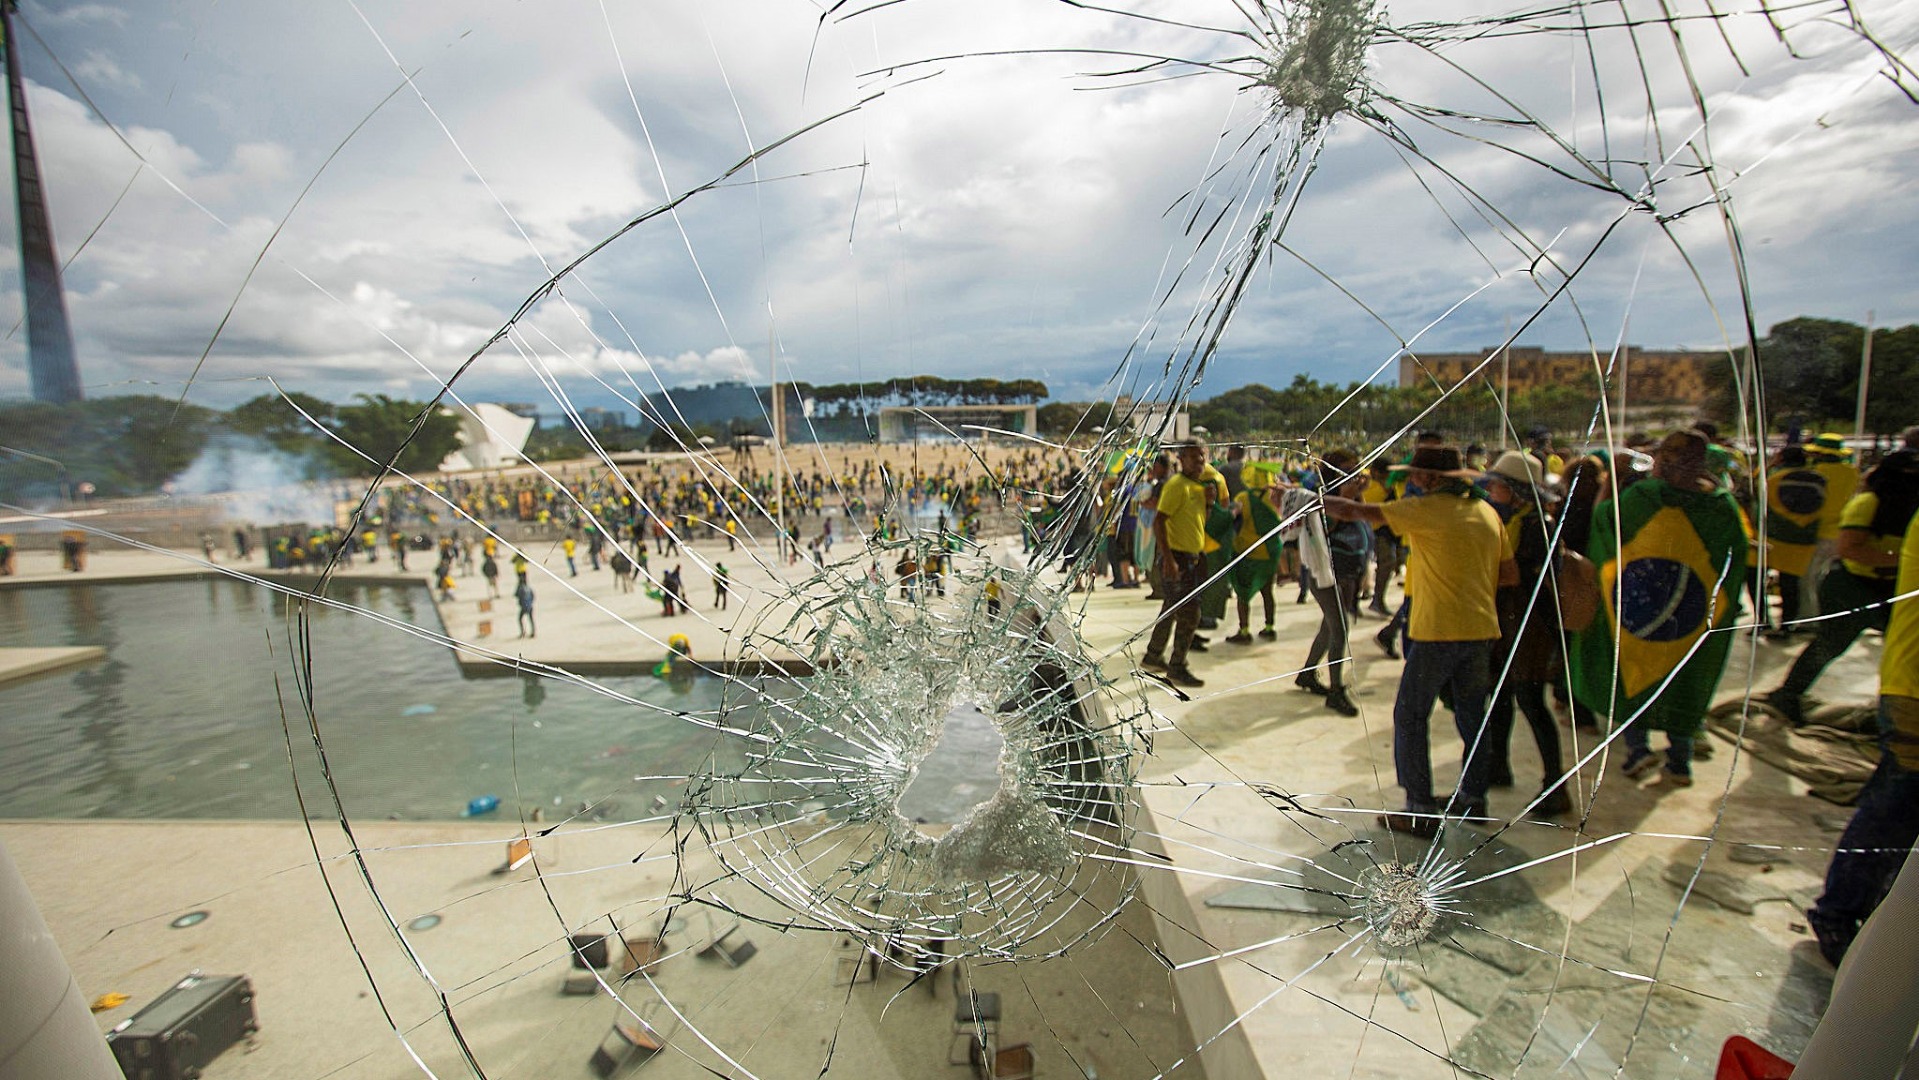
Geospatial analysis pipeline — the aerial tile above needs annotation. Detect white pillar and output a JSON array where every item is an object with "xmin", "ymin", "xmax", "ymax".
[{"xmin": 0, "ymin": 839, "xmax": 122, "ymax": 1080}]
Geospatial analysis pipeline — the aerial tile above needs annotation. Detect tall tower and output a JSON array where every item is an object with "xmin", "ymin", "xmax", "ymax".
[{"xmin": 3, "ymin": 1, "xmax": 80, "ymax": 403}]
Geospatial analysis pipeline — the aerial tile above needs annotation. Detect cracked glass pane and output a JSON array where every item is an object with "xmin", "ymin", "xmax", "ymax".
[{"xmin": 0, "ymin": 1, "xmax": 1915, "ymax": 1078}]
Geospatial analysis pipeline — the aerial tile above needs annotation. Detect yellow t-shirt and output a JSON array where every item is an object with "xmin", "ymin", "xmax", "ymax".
[
  {"xmin": 1377, "ymin": 492, "xmax": 1505, "ymax": 642},
  {"xmin": 1838, "ymin": 492, "xmax": 1902, "ymax": 581},
  {"xmin": 1360, "ymin": 477, "xmax": 1389, "ymax": 505},
  {"xmin": 1882, "ymin": 522, "xmax": 1918, "ymax": 700},
  {"xmin": 1157, "ymin": 473, "xmax": 1211, "ymax": 554}
]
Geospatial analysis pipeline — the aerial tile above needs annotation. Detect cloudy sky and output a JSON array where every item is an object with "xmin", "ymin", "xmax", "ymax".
[{"xmin": 0, "ymin": 0, "xmax": 1914, "ymax": 416}]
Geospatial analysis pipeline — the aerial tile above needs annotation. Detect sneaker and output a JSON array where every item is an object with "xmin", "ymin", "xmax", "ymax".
[
  {"xmin": 1622, "ymin": 749, "xmax": 1660, "ymax": 779},
  {"xmin": 1190, "ymin": 634, "xmax": 1211, "ymax": 646},
  {"xmin": 1141, "ymin": 654, "xmax": 1167, "ymax": 671},
  {"xmin": 1656, "ymin": 768, "xmax": 1694, "ymax": 788},
  {"xmin": 1187, "ymin": 639, "xmax": 1209, "ymax": 653},
  {"xmin": 1535, "ymin": 786, "xmax": 1574, "ymax": 816},
  {"xmin": 1226, "ymin": 630, "xmax": 1254, "ymax": 645},
  {"xmin": 1374, "ymin": 628, "xmax": 1399, "ymax": 660},
  {"xmin": 1367, "ymin": 602, "xmax": 1391, "ymax": 617},
  {"xmin": 1692, "ymin": 739, "xmax": 1715, "ymax": 762},
  {"xmin": 1759, "ymin": 690, "xmax": 1807, "ymax": 727},
  {"xmin": 1325, "ymin": 688, "xmax": 1358, "ymax": 717},
  {"xmin": 1295, "ymin": 672, "xmax": 1329, "ymax": 695},
  {"xmin": 1165, "ymin": 666, "xmax": 1205, "ymax": 688},
  {"xmin": 1258, "ymin": 626, "xmax": 1277, "ymax": 641},
  {"xmin": 1377, "ymin": 811, "xmax": 1438, "ymax": 839}
]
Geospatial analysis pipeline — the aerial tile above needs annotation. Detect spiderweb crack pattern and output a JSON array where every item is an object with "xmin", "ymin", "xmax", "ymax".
[{"xmin": 7, "ymin": 0, "xmax": 1914, "ymax": 1076}]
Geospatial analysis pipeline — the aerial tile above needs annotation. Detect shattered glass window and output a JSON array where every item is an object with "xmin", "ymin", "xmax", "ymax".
[{"xmin": 1, "ymin": 1, "xmax": 1916, "ymax": 1077}]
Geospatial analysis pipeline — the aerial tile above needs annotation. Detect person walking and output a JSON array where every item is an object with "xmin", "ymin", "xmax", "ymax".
[
  {"xmin": 714, "ymin": 562, "xmax": 731, "ymax": 611},
  {"xmin": 1325, "ymin": 444, "xmax": 1513, "ymax": 836},
  {"xmin": 515, "ymin": 577, "xmax": 536, "ymax": 638},
  {"xmin": 1572, "ymin": 430, "xmax": 1748, "ymax": 789},
  {"xmin": 481, "ymin": 552, "xmax": 500, "ymax": 598},
  {"xmin": 1761, "ymin": 449, "xmax": 1918, "ymax": 725},
  {"xmin": 1478, "ymin": 451, "xmax": 1572, "ymax": 815},
  {"xmin": 1761, "ymin": 444, "xmax": 1823, "ymax": 634},
  {"xmin": 1296, "ymin": 451, "xmax": 1370, "ymax": 717},
  {"xmin": 1142, "ymin": 440, "xmax": 1222, "ymax": 689},
  {"xmin": 1225, "ymin": 467, "xmax": 1282, "ymax": 645},
  {"xmin": 1805, "ymin": 505, "xmax": 1919, "ymax": 966}
]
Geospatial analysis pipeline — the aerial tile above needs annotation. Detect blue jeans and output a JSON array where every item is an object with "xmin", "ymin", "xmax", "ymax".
[
  {"xmin": 1809, "ymin": 699, "xmax": 1919, "ymax": 960},
  {"xmin": 1394, "ymin": 638, "xmax": 1496, "ymax": 812},
  {"xmin": 1621, "ymin": 720, "xmax": 1694, "ymax": 775}
]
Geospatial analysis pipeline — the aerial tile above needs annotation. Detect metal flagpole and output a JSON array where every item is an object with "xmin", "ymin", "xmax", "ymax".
[{"xmin": 1854, "ymin": 310, "xmax": 1874, "ymax": 442}]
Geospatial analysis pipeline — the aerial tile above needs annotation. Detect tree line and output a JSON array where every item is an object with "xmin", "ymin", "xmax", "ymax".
[
  {"xmin": 1039, "ymin": 316, "xmax": 1916, "ymax": 444},
  {"xmin": 3, "ymin": 316, "xmax": 1904, "ymax": 502},
  {"xmin": 0, "ymin": 392, "xmax": 463, "ymax": 503}
]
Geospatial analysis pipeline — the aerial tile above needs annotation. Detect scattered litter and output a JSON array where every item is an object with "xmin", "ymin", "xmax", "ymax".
[
  {"xmin": 401, "ymin": 703, "xmax": 437, "ymax": 717},
  {"xmin": 91, "ymin": 992, "xmax": 129, "ymax": 1013},
  {"xmin": 462, "ymin": 795, "xmax": 500, "ymax": 817}
]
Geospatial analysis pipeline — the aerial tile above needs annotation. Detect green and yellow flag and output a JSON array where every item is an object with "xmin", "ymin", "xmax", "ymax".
[
  {"xmin": 1763, "ymin": 464, "xmax": 1827, "ymax": 576},
  {"xmin": 1229, "ymin": 489, "xmax": 1281, "ymax": 599},
  {"xmin": 1573, "ymin": 478, "xmax": 1748, "ymax": 734}
]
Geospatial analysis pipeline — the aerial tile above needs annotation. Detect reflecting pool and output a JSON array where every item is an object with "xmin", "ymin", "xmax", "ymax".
[{"xmin": 0, "ymin": 579, "xmax": 778, "ymax": 821}]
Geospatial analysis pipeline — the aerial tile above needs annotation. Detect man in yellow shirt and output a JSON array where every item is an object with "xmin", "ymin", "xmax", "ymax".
[
  {"xmin": 1142, "ymin": 441, "xmax": 1216, "ymax": 687},
  {"xmin": 1807, "ymin": 506, "xmax": 1919, "ymax": 967},
  {"xmin": 1326, "ymin": 445, "xmax": 1516, "ymax": 836}
]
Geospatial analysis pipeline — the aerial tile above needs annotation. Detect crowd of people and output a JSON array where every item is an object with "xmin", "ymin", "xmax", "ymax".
[{"xmin": 1086, "ymin": 424, "xmax": 1918, "ymax": 969}]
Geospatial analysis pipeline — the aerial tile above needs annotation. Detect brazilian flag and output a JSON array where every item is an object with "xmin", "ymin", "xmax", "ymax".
[
  {"xmin": 1763, "ymin": 465, "xmax": 1826, "ymax": 576},
  {"xmin": 1229, "ymin": 490, "xmax": 1281, "ymax": 600},
  {"xmin": 1573, "ymin": 478, "xmax": 1748, "ymax": 734}
]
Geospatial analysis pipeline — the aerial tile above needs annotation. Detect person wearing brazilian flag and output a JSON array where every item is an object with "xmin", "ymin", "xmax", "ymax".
[
  {"xmin": 1573, "ymin": 429, "xmax": 1748, "ymax": 788},
  {"xmin": 1760, "ymin": 442, "xmax": 1828, "ymax": 634},
  {"xmin": 1761, "ymin": 449, "xmax": 1919, "ymax": 726},
  {"xmin": 1224, "ymin": 462, "xmax": 1282, "ymax": 646}
]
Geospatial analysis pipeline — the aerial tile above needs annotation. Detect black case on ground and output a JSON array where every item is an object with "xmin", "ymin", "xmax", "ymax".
[{"xmin": 106, "ymin": 973, "xmax": 257, "ymax": 1080}]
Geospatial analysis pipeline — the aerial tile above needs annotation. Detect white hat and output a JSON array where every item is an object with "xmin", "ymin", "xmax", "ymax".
[{"xmin": 1484, "ymin": 451, "xmax": 1561, "ymax": 502}]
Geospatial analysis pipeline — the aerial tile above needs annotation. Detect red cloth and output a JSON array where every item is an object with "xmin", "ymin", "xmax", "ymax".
[{"xmin": 1716, "ymin": 1035, "xmax": 1794, "ymax": 1079}]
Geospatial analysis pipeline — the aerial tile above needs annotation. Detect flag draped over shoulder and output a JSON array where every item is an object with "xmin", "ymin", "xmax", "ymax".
[
  {"xmin": 1229, "ymin": 490, "xmax": 1281, "ymax": 599},
  {"xmin": 1763, "ymin": 465, "xmax": 1826, "ymax": 576},
  {"xmin": 1573, "ymin": 478, "xmax": 1748, "ymax": 735}
]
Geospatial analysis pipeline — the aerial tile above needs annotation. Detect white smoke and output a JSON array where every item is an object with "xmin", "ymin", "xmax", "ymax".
[{"xmin": 168, "ymin": 435, "xmax": 341, "ymax": 527}]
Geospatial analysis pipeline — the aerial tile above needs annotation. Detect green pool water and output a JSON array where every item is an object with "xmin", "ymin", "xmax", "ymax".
[{"xmin": 0, "ymin": 578, "xmax": 764, "ymax": 822}]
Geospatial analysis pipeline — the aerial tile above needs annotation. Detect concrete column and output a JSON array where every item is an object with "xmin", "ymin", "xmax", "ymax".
[{"xmin": 0, "ymin": 838, "xmax": 121, "ymax": 1080}]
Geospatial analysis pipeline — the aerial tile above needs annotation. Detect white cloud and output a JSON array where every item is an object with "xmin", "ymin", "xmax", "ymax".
[
  {"xmin": 71, "ymin": 50, "xmax": 140, "ymax": 91},
  {"xmin": 0, "ymin": 0, "xmax": 1910, "ymax": 416}
]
